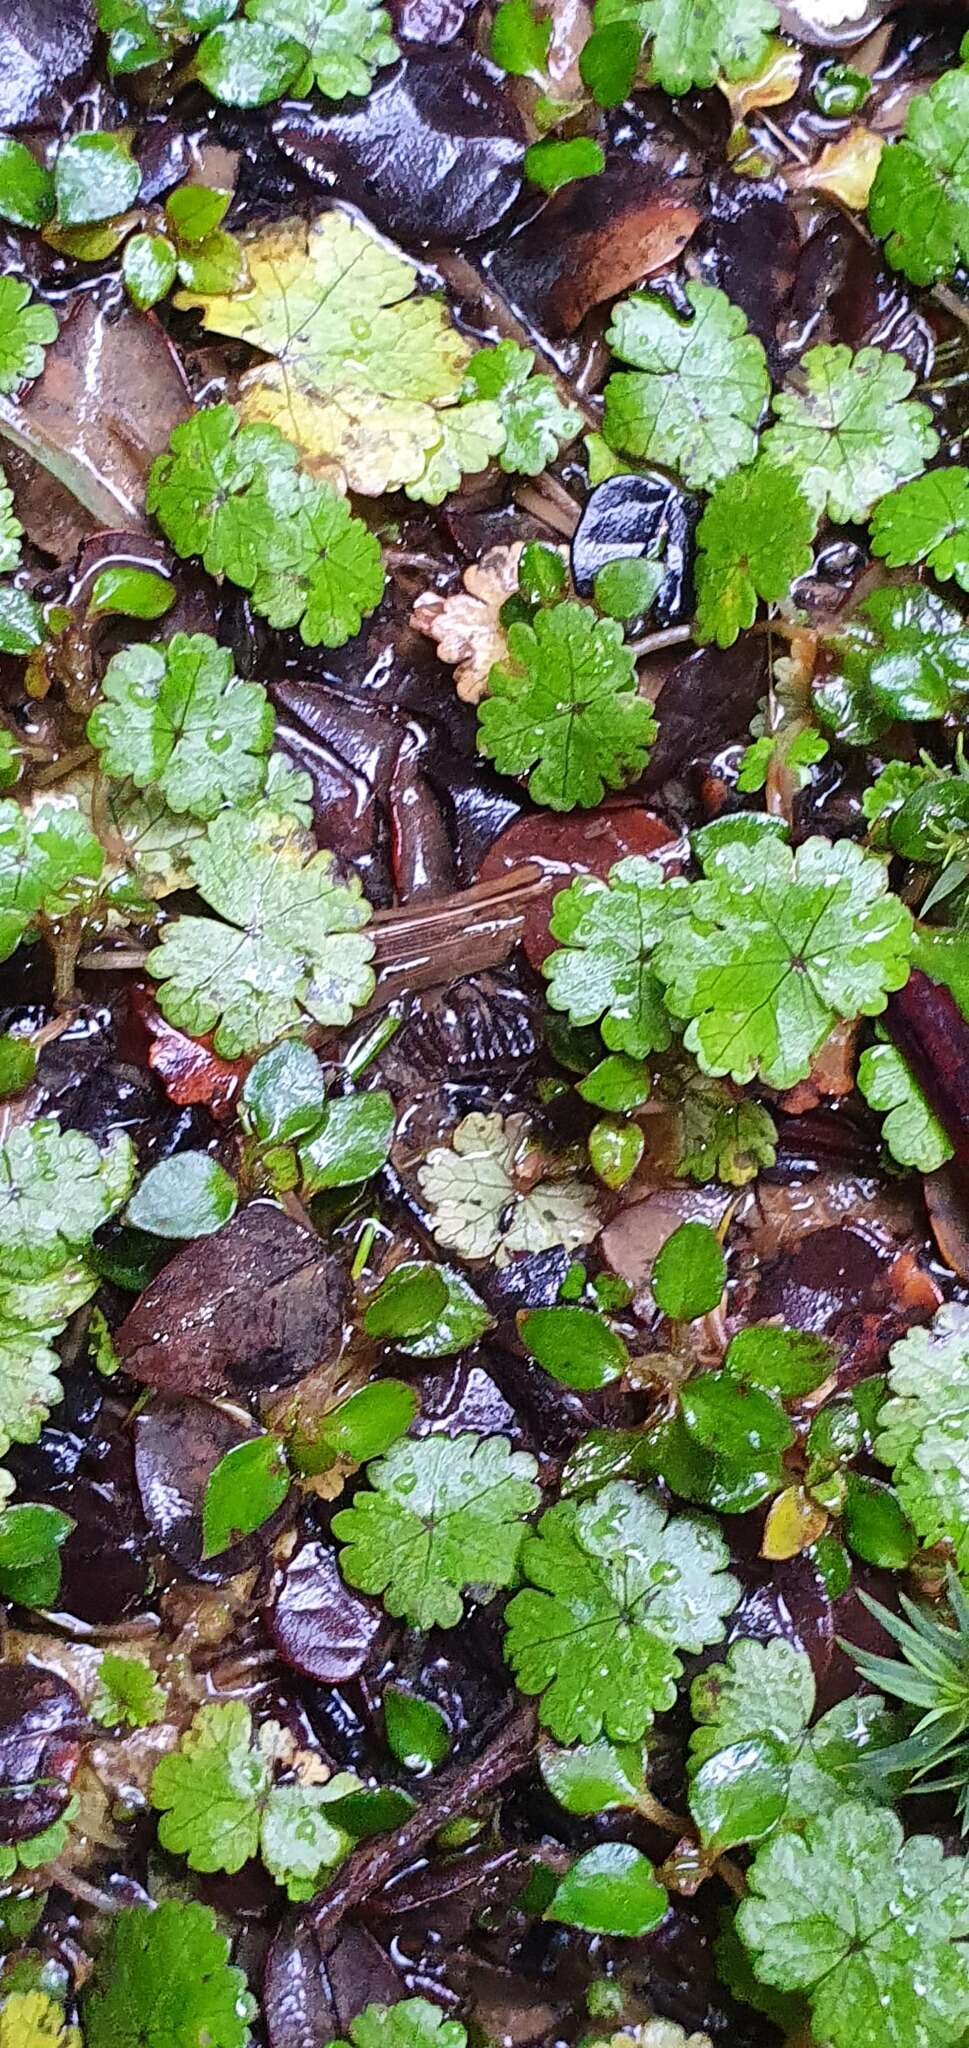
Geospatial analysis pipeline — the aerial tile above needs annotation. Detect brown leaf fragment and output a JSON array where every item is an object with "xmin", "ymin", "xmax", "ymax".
[{"xmin": 411, "ymin": 542, "xmax": 525, "ymax": 703}]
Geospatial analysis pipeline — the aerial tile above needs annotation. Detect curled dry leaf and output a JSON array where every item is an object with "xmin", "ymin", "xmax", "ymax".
[{"xmin": 411, "ymin": 543, "xmax": 525, "ymax": 703}]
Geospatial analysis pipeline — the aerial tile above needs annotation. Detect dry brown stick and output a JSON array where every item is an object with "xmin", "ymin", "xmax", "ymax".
[{"xmin": 310, "ymin": 1699, "xmax": 537, "ymax": 1938}]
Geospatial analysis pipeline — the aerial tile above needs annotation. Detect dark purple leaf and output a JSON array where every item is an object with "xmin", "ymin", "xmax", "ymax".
[
  {"xmin": 265, "ymin": 1915, "xmax": 402, "ymax": 2048},
  {"xmin": 570, "ymin": 474, "xmax": 698, "ymax": 629},
  {"xmin": 0, "ymin": 0, "xmax": 94, "ymax": 126},
  {"xmin": 269, "ymin": 1540, "xmax": 383, "ymax": 1683},
  {"xmin": 135, "ymin": 1398, "xmax": 293, "ymax": 1582},
  {"xmin": 750, "ymin": 1225, "xmax": 896, "ymax": 1338},
  {"xmin": 644, "ymin": 639, "xmax": 769, "ymax": 795},
  {"xmin": 274, "ymin": 52, "xmax": 525, "ymax": 244},
  {"xmin": 696, "ymin": 178, "xmax": 799, "ymax": 369},
  {"xmin": 486, "ymin": 161, "xmax": 700, "ymax": 337},
  {"xmin": 0, "ymin": 1664, "xmax": 85, "ymax": 1846},
  {"xmin": 117, "ymin": 1203, "xmax": 347, "ymax": 1398}
]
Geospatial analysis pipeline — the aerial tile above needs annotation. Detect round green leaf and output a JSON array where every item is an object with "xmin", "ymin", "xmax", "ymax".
[
  {"xmin": 545, "ymin": 1844, "xmax": 667, "ymax": 1936},
  {"xmin": 290, "ymin": 1380, "xmax": 419, "ymax": 1476},
  {"xmin": 0, "ymin": 138, "xmax": 54, "ymax": 228},
  {"xmin": 520, "ymin": 1305, "xmax": 629, "ymax": 1389},
  {"xmin": 242, "ymin": 1039, "xmax": 325, "ymax": 1144},
  {"xmin": 539, "ymin": 1740, "xmax": 645, "ymax": 1815},
  {"xmin": 652, "ymin": 1221, "xmax": 726, "ymax": 1319},
  {"xmin": 202, "ymin": 1435, "xmax": 289, "ymax": 1558},
  {"xmin": 127, "ymin": 1151, "xmax": 238, "ymax": 1239},
  {"xmin": 690, "ymin": 1735, "xmax": 790, "ymax": 1853},
  {"xmin": 724, "ymin": 1325, "xmax": 835, "ymax": 1398},
  {"xmin": 300, "ymin": 1090, "xmax": 395, "ymax": 1192},
  {"xmin": 842, "ymin": 1474, "xmax": 916, "ymax": 1570},
  {"xmin": 0, "ymin": 1035, "xmax": 36, "ymax": 1099},
  {"xmin": 122, "ymin": 233, "xmax": 178, "ymax": 311},
  {"xmin": 383, "ymin": 1685, "xmax": 451, "ymax": 1772},
  {"xmin": 681, "ymin": 1375, "xmax": 793, "ymax": 1463},
  {"xmin": 364, "ymin": 1264, "xmax": 449, "ymax": 1342},
  {"xmin": 593, "ymin": 556, "xmax": 665, "ymax": 621},
  {"xmin": 524, "ymin": 137, "xmax": 606, "ymax": 195},
  {"xmin": 195, "ymin": 20, "xmax": 304, "ymax": 104},
  {"xmin": 54, "ymin": 132, "xmax": 141, "ymax": 227},
  {"xmin": 88, "ymin": 563, "xmax": 176, "ymax": 619}
]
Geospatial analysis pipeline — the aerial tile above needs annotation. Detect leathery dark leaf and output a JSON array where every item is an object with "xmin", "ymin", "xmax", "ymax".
[
  {"xmin": 265, "ymin": 1915, "xmax": 402, "ymax": 2048},
  {"xmin": 135, "ymin": 1397, "xmax": 293, "ymax": 1582},
  {"xmin": 571, "ymin": 473, "xmax": 699, "ymax": 629},
  {"xmin": 0, "ymin": 1664, "xmax": 86, "ymax": 1846},
  {"xmin": 116, "ymin": 1203, "xmax": 347, "ymax": 1398},
  {"xmin": 273, "ymin": 52, "xmax": 525, "ymax": 243},
  {"xmin": 486, "ymin": 159, "xmax": 701, "ymax": 338},
  {"xmin": 268, "ymin": 1539, "xmax": 384, "ymax": 1683},
  {"xmin": 0, "ymin": 0, "xmax": 94, "ymax": 126}
]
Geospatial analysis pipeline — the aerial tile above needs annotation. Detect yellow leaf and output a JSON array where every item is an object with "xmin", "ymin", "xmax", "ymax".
[
  {"xmin": 0, "ymin": 1992, "xmax": 80, "ymax": 2048},
  {"xmin": 761, "ymin": 1485, "xmax": 829, "ymax": 1562},
  {"xmin": 796, "ymin": 128, "xmax": 884, "ymax": 212},
  {"xmin": 175, "ymin": 210, "xmax": 475, "ymax": 495}
]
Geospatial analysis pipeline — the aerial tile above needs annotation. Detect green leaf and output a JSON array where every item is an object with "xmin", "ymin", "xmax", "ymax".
[
  {"xmin": 0, "ymin": 1502, "xmax": 72, "ymax": 1608},
  {"xmin": 363, "ymin": 1264, "xmax": 449, "ymax": 1342},
  {"xmin": 689, "ymin": 1639, "xmax": 900, "ymax": 1854},
  {"xmin": 504, "ymin": 1480, "xmax": 738, "ymax": 1742},
  {"xmin": 83, "ymin": 1900, "xmax": 256, "ymax": 2048},
  {"xmin": 544, "ymin": 857, "xmax": 685, "ymax": 1058},
  {"xmin": 857, "ymin": 1040, "xmax": 953, "ymax": 1172},
  {"xmin": 300, "ymin": 1089, "xmax": 395, "ymax": 1192},
  {"xmin": 478, "ymin": 600, "xmax": 655, "ymax": 812},
  {"xmin": 152, "ymin": 1700, "xmax": 267, "ymax": 1871},
  {"xmin": 539, "ymin": 1738, "xmax": 647, "ymax": 1814},
  {"xmin": 737, "ymin": 1804, "xmax": 969, "ymax": 2048},
  {"xmin": 652, "ymin": 1221, "xmax": 726, "ymax": 1320},
  {"xmin": 333, "ymin": 1430, "xmax": 540, "ymax": 1630},
  {"xmin": 724, "ymin": 1325, "xmax": 834, "ymax": 1398},
  {"xmin": 870, "ymin": 467, "xmax": 969, "ymax": 593},
  {"xmin": 580, "ymin": 21, "xmax": 641, "ymax": 105},
  {"xmin": 601, "ymin": 0, "xmax": 778, "ymax": 94},
  {"xmin": 655, "ymin": 831, "xmax": 913, "ymax": 1090},
  {"xmin": 877, "ymin": 1306, "xmax": 969, "ymax": 1572},
  {"xmin": 764, "ymin": 343, "xmax": 937, "ymax": 524},
  {"xmin": 0, "ymin": 1119, "xmax": 135, "ymax": 1281},
  {"xmin": 251, "ymin": 0, "xmax": 398, "ymax": 96},
  {"xmin": 524, "ymin": 137, "xmax": 606, "ymax": 194},
  {"xmin": 842, "ymin": 1473, "xmax": 915, "ymax": 1571},
  {"xmin": 869, "ymin": 65, "xmax": 969, "ymax": 287},
  {"xmin": 588, "ymin": 1115, "xmax": 643, "ymax": 1188},
  {"xmin": 54, "ymin": 132, "xmax": 140, "ymax": 226},
  {"xmin": 673, "ymin": 1070, "xmax": 777, "ymax": 1186},
  {"xmin": 681, "ymin": 1374, "xmax": 791, "ymax": 1464},
  {"xmin": 0, "ymin": 139, "xmax": 54, "ymax": 228},
  {"xmin": 545, "ymin": 1843, "xmax": 667, "ymax": 1936},
  {"xmin": 0, "ymin": 586, "xmax": 43, "ymax": 654},
  {"xmin": 332, "ymin": 2002, "xmax": 466, "ymax": 2048},
  {"xmin": 464, "ymin": 342, "xmax": 580, "ymax": 478},
  {"xmin": 146, "ymin": 404, "xmax": 384, "ymax": 646},
  {"xmin": 417, "ymin": 1111, "xmax": 598, "ymax": 1266},
  {"xmin": 88, "ymin": 565, "xmax": 175, "ymax": 620},
  {"xmin": 0, "ymin": 800, "xmax": 107, "ymax": 963},
  {"xmin": 604, "ymin": 281, "xmax": 770, "ymax": 490},
  {"xmin": 814, "ymin": 584, "xmax": 969, "ymax": 744},
  {"xmin": 577, "ymin": 1053, "xmax": 652, "ymax": 1112},
  {"xmin": 90, "ymin": 635, "xmax": 274, "ymax": 819},
  {"xmin": 126, "ymin": 1150, "xmax": 238, "ymax": 1239},
  {"xmin": 123, "ymin": 231, "xmax": 178, "ymax": 309},
  {"xmin": 490, "ymin": 0, "xmax": 551, "ymax": 77},
  {"xmin": 259, "ymin": 1778, "xmax": 354, "ymax": 1900},
  {"xmin": 195, "ymin": 18, "xmax": 304, "ymax": 102},
  {"xmin": 0, "ymin": 278, "xmax": 57, "ymax": 394},
  {"xmin": 202, "ymin": 1435, "xmax": 289, "ymax": 1556},
  {"xmin": 289, "ymin": 1380, "xmax": 418, "ymax": 1475},
  {"xmin": 694, "ymin": 458, "xmax": 817, "ymax": 648},
  {"xmin": 148, "ymin": 806, "xmax": 375, "ymax": 1057},
  {"xmin": 520, "ymin": 1305, "xmax": 629, "ymax": 1389},
  {"xmin": 242, "ymin": 1038, "xmax": 325, "ymax": 1142},
  {"xmin": 362, "ymin": 1261, "xmax": 491, "ymax": 1359},
  {"xmin": 0, "ymin": 1036, "xmax": 35, "ymax": 1099},
  {"xmin": 384, "ymin": 1686, "xmax": 451, "ymax": 1772},
  {"xmin": 0, "ymin": 469, "xmax": 22, "ymax": 576},
  {"xmin": 91, "ymin": 1651, "xmax": 166, "ymax": 1728},
  {"xmin": 593, "ymin": 556, "xmax": 664, "ymax": 621}
]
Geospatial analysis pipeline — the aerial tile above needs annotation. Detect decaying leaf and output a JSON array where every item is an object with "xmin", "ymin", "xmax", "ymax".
[
  {"xmin": 789, "ymin": 128, "xmax": 884, "ymax": 211},
  {"xmin": 417, "ymin": 1110, "xmax": 599, "ymax": 1265},
  {"xmin": 411, "ymin": 543, "xmax": 524, "ymax": 704},
  {"xmin": 176, "ymin": 210, "xmax": 491, "ymax": 499}
]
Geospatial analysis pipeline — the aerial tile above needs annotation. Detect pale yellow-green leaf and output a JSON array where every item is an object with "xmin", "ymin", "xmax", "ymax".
[{"xmin": 175, "ymin": 211, "xmax": 474, "ymax": 494}]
